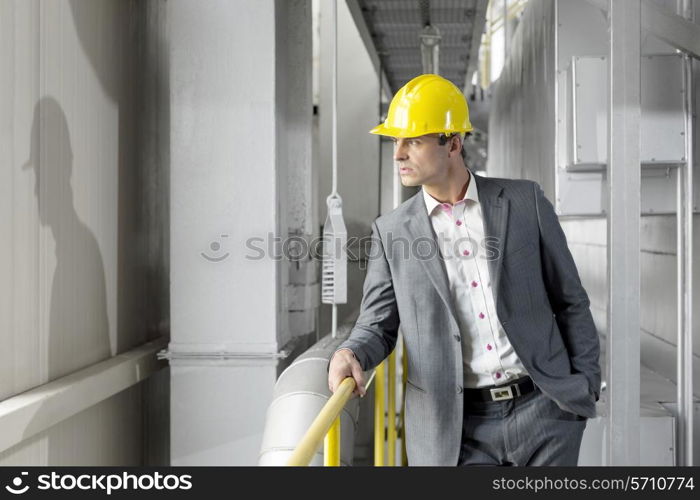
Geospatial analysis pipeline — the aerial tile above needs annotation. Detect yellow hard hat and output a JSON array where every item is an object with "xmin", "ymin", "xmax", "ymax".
[{"xmin": 370, "ymin": 74, "xmax": 473, "ymax": 138}]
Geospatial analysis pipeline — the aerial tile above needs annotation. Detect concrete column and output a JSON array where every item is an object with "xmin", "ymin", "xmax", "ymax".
[
  {"xmin": 168, "ymin": 0, "xmax": 311, "ymax": 465},
  {"xmin": 606, "ymin": 0, "xmax": 641, "ymax": 466}
]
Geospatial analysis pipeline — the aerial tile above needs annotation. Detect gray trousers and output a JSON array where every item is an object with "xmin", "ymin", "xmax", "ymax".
[{"xmin": 458, "ymin": 383, "xmax": 587, "ymax": 466}]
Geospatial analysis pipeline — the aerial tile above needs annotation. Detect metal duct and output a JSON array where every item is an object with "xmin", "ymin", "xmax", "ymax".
[
  {"xmin": 420, "ymin": 24, "xmax": 442, "ymax": 74},
  {"xmin": 258, "ymin": 328, "xmax": 363, "ymax": 466}
]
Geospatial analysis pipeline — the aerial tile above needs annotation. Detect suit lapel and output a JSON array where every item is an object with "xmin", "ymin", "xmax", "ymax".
[
  {"xmin": 403, "ymin": 193, "xmax": 459, "ymax": 331},
  {"xmin": 473, "ymin": 173, "xmax": 509, "ymax": 309}
]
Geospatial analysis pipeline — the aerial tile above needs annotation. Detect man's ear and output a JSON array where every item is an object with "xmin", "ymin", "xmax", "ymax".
[{"xmin": 449, "ymin": 135, "xmax": 462, "ymax": 157}]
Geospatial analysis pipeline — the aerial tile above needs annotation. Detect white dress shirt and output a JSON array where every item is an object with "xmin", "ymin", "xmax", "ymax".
[{"xmin": 422, "ymin": 173, "xmax": 530, "ymax": 388}]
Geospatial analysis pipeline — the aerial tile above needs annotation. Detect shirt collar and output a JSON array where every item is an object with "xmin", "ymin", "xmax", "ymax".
[{"xmin": 422, "ymin": 172, "xmax": 479, "ymax": 216}]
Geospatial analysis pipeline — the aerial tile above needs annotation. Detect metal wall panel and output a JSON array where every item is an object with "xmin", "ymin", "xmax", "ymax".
[
  {"xmin": 561, "ymin": 215, "xmax": 700, "ymax": 389},
  {"xmin": 556, "ymin": 0, "xmax": 696, "ymax": 216},
  {"xmin": 570, "ymin": 54, "xmax": 685, "ymax": 163},
  {"xmin": 571, "ymin": 56, "xmax": 608, "ymax": 166},
  {"xmin": 0, "ymin": 0, "xmax": 169, "ymax": 464},
  {"xmin": 487, "ymin": 0, "xmax": 557, "ymax": 195}
]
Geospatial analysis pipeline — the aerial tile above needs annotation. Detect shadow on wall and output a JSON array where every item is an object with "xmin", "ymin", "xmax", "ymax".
[
  {"xmin": 19, "ymin": 97, "xmax": 112, "ymax": 457},
  {"xmin": 23, "ymin": 97, "xmax": 111, "ymax": 380}
]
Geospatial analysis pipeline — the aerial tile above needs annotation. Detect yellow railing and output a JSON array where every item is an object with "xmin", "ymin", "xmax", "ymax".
[
  {"xmin": 287, "ymin": 337, "xmax": 407, "ymax": 467},
  {"xmin": 286, "ymin": 376, "xmax": 359, "ymax": 466},
  {"xmin": 374, "ymin": 361, "xmax": 385, "ymax": 466},
  {"xmin": 387, "ymin": 349, "xmax": 397, "ymax": 465}
]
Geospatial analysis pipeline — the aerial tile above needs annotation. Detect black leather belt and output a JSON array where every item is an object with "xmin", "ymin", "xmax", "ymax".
[{"xmin": 463, "ymin": 376, "xmax": 535, "ymax": 402}]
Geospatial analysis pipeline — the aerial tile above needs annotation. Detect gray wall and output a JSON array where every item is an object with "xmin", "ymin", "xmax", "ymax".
[
  {"xmin": 560, "ymin": 215, "xmax": 700, "ymax": 398},
  {"xmin": 487, "ymin": 0, "xmax": 700, "ymax": 399},
  {"xmin": 0, "ymin": 0, "xmax": 169, "ymax": 465},
  {"xmin": 487, "ymin": 0, "xmax": 556, "ymax": 195}
]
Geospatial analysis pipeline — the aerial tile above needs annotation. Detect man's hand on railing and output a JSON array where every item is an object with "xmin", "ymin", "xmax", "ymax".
[{"xmin": 328, "ymin": 348, "xmax": 366, "ymax": 398}]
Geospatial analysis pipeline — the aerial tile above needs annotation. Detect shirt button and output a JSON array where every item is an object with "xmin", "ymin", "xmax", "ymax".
[
  {"xmin": 495, "ymin": 372, "xmax": 502, "ymax": 379},
  {"xmin": 478, "ymin": 312, "xmax": 485, "ymax": 319},
  {"xmin": 457, "ymin": 386, "xmax": 463, "ymax": 394},
  {"xmin": 486, "ymin": 344, "xmax": 492, "ymax": 351},
  {"xmin": 455, "ymin": 220, "xmax": 462, "ymax": 226},
  {"xmin": 454, "ymin": 334, "xmax": 461, "ymax": 342},
  {"xmin": 502, "ymin": 321, "xmax": 508, "ymax": 327},
  {"xmin": 471, "ymin": 280, "xmax": 478, "ymax": 287}
]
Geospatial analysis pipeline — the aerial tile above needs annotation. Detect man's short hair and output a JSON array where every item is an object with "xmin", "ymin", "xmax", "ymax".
[{"xmin": 438, "ymin": 132, "xmax": 471, "ymax": 161}]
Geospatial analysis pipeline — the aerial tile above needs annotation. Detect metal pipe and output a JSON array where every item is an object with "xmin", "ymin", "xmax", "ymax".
[
  {"xmin": 571, "ymin": 56, "xmax": 579, "ymax": 164},
  {"xmin": 676, "ymin": 0, "xmax": 694, "ymax": 468},
  {"xmin": 258, "ymin": 328, "xmax": 362, "ymax": 466},
  {"xmin": 332, "ymin": 303, "xmax": 338, "ymax": 339},
  {"xmin": 377, "ymin": 56, "xmax": 383, "ymax": 218},
  {"xmin": 286, "ymin": 377, "xmax": 355, "ymax": 466}
]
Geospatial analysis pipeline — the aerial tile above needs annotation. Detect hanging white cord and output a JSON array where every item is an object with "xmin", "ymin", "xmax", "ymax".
[
  {"xmin": 331, "ymin": 0, "xmax": 338, "ymax": 337},
  {"xmin": 320, "ymin": 0, "xmax": 346, "ymax": 337},
  {"xmin": 331, "ymin": 0, "xmax": 338, "ymax": 197}
]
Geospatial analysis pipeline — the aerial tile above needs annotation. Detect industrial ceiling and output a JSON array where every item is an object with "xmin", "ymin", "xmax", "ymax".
[{"xmin": 351, "ymin": 0, "xmax": 489, "ymax": 94}]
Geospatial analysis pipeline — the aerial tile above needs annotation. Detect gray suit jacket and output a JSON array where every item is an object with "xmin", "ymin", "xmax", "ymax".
[{"xmin": 336, "ymin": 172, "xmax": 601, "ymax": 466}]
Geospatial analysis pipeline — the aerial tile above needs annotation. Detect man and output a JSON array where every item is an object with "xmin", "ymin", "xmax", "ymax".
[{"xmin": 327, "ymin": 74, "xmax": 601, "ymax": 466}]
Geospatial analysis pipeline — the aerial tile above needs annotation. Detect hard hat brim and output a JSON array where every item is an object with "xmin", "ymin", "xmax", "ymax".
[{"xmin": 369, "ymin": 123, "xmax": 473, "ymax": 138}]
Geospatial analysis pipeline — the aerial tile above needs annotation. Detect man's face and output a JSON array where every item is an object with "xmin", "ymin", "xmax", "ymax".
[{"xmin": 391, "ymin": 133, "xmax": 451, "ymax": 187}]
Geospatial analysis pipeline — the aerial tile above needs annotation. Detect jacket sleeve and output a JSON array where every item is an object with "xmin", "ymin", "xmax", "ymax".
[
  {"xmin": 330, "ymin": 220, "xmax": 400, "ymax": 372},
  {"xmin": 533, "ymin": 182, "xmax": 601, "ymax": 402}
]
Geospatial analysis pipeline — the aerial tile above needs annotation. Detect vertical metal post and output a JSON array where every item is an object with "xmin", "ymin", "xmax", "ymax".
[
  {"xmin": 387, "ymin": 350, "xmax": 396, "ymax": 465},
  {"xmin": 377, "ymin": 56, "xmax": 383, "ymax": 218},
  {"xmin": 676, "ymin": 0, "xmax": 695, "ymax": 468},
  {"xmin": 480, "ymin": 3, "xmax": 492, "ymax": 89},
  {"xmin": 323, "ymin": 416, "xmax": 341, "ymax": 466},
  {"xmin": 374, "ymin": 361, "xmax": 386, "ymax": 466},
  {"xmin": 606, "ymin": 0, "xmax": 641, "ymax": 465},
  {"xmin": 401, "ymin": 340, "xmax": 408, "ymax": 466},
  {"xmin": 503, "ymin": 0, "xmax": 509, "ymax": 64}
]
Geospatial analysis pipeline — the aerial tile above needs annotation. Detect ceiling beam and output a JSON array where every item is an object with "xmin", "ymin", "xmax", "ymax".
[
  {"xmin": 345, "ymin": 0, "xmax": 393, "ymax": 98},
  {"xmin": 585, "ymin": 0, "xmax": 700, "ymax": 58}
]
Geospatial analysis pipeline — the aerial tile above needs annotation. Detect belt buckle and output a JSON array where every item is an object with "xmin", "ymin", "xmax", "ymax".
[{"xmin": 490, "ymin": 385, "xmax": 514, "ymax": 401}]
